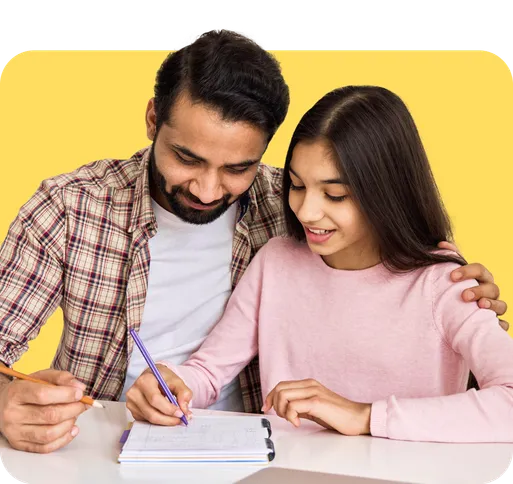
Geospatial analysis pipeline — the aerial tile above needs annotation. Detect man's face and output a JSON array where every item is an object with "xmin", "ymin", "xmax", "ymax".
[{"xmin": 147, "ymin": 92, "xmax": 268, "ymax": 225}]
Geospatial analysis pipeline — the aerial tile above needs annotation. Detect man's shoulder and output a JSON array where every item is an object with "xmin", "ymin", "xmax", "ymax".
[
  {"xmin": 246, "ymin": 163, "xmax": 285, "ymax": 239},
  {"xmin": 258, "ymin": 163, "xmax": 284, "ymax": 177},
  {"xmin": 42, "ymin": 147, "xmax": 148, "ymax": 194},
  {"xmin": 254, "ymin": 163, "xmax": 283, "ymax": 197}
]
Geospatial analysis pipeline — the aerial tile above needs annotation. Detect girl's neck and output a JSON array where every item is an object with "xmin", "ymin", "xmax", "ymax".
[{"xmin": 321, "ymin": 241, "xmax": 381, "ymax": 271}]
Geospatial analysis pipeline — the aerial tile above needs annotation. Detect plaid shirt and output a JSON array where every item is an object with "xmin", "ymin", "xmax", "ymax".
[{"xmin": 0, "ymin": 147, "xmax": 285, "ymax": 413}]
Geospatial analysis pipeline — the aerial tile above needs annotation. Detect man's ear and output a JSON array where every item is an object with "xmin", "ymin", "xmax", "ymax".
[{"xmin": 145, "ymin": 98, "xmax": 157, "ymax": 141}]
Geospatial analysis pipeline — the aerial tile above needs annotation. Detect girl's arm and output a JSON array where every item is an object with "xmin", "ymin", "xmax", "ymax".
[
  {"xmin": 371, "ymin": 263, "xmax": 513, "ymax": 443},
  {"xmin": 158, "ymin": 241, "xmax": 270, "ymax": 409}
]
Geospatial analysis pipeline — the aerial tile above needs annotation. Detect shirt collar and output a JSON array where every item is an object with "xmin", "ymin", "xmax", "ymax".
[
  {"xmin": 237, "ymin": 171, "xmax": 261, "ymax": 224},
  {"xmin": 128, "ymin": 147, "xmax": 156, "ymax": 234}
]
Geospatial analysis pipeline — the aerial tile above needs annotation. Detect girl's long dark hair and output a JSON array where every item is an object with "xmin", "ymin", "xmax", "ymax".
[{"xmin": 282, "ymin": 86, "xmax": 466, "ymax": 272}]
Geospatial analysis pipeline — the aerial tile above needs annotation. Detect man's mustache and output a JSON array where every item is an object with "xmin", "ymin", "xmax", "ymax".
[{"xmin": 175, "ymin": 187, "xmax": 227, "ymax": 207}]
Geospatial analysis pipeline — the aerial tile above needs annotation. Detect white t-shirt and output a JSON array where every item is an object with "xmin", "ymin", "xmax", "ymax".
[{"xmin": 120, "ymin": 200, "xmax": 243, "ymax": 411}]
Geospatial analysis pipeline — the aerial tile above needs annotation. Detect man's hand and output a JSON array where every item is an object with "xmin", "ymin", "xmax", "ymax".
[
  {"xmin": 438, "ymin": 241, "xmax": 509, "ymax": 331},
  {"xmin": 262, "ymin": 379, "xmax": 371, "ymax": 436},
  {"xmin": 126, "ymin": 364, "xmax": 193, "ymax": 426},
  {"xmin": 0, "ymin": 368, "xmax": 88, "ymax": 453}
]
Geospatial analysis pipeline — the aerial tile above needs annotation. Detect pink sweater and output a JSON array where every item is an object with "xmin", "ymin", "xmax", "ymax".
[{"xmin": 165, "ymin": 237, "xmax": 513, "ymax": 442}]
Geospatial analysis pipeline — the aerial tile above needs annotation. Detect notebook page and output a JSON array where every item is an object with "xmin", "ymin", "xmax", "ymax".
[{"xmin": 123, "ymin": 416, "xmax": 270, "ymax": 454}]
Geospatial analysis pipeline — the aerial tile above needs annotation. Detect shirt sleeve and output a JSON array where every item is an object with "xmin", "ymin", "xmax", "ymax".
[
  {"xmin": 370, "ymin": 262, "xmax": 513, "ymax": 443},
  {"xmin": 159, "ymin": 240, "xmax": 270, "ymax": 408},
  {"xmin": 0, "ymin": 180, "xmax": 65, "ymax": 365}
]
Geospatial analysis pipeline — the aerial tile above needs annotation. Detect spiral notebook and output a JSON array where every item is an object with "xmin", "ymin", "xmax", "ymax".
[{"xmin": 118, "ymin": 415, "xmax": 275, "ymax": 464}]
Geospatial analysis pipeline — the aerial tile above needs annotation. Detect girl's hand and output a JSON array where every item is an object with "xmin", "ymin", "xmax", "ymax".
[
  {"xmin": 126, "ymin": 364, "xmax": 193, "ymax": 426},
  {"xmin": 262, "ymin": 379, "xmax": 371, "ymax": 436}
]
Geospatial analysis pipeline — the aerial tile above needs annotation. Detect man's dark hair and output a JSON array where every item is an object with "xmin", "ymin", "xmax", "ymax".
[{"xmin": 154, "ymin": 30, "xmax": 290, "ymax": 140}]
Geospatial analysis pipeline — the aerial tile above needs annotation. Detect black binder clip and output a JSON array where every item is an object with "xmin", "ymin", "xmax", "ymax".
[
  {"xmin": 261, "ymin": 418, "xmax": 272, "ymax": 438},
  {"xmin": 265, "ymin": 437, "xmax": 276, "ymax": 462}
]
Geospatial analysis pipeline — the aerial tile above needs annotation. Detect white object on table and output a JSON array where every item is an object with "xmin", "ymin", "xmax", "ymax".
[{"xmin": 0, "ymin": 402, "xmax": 511, "ymax": 484}]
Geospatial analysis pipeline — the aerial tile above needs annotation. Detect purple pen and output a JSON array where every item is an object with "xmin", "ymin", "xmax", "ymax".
[{"xmin": 129, "ymin": 328, "xmax": 189, "ymax": 426}]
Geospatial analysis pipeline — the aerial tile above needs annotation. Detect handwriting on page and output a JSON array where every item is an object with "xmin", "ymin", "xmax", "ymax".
[{"xmin": 129, "ymin": 417, "xmax": 269, "ymax": 452}]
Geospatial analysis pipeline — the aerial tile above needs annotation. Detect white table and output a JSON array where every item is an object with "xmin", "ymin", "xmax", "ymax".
[{"xmin": 1, "ymin": 402, "xmax": 511, "ymax": 484}]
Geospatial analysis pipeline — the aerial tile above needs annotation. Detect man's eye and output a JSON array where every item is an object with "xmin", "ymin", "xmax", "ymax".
[
  {"xmin": 226, "ymin": 166, "xmax": 250, "ymax": 174},
  {"xmin": 290, "ymin": 183, "xmax": 305, "ymax": 191},
  {"xmin": 175, "ymin": 152, "xmax": 197, "ymax": 166}
]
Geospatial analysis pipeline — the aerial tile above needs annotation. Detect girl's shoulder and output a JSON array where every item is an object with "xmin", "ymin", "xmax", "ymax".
[
  {"xmin": 417, "ymin": 255, "xmax": 482, "ymax": 322},
  {"xmin": 422, "ymin": 250, "xmax": 468, "ymax": 289},
  {"xmin": 263, "ymin": 234, "xmax": 302, "ymax": 249}
]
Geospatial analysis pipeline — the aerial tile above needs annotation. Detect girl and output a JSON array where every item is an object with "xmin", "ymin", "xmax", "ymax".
[{"xmin": 127, "ymin": 86, "xmax": 513, "ymax": 442}]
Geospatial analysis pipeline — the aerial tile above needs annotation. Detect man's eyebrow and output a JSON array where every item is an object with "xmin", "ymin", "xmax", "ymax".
[
  {"xmin": 225, "ymin": 159, "xmax": 261, "ymax": 168},
  {"xmin": 289, "ymin": 166, "xmax": 348, "ymax": 185},
  {"xmin": 172, "ymin": 144, "xmax": 207, "ymax": 162},
  {"xmin": 172, "ymin": 144, "xmax": 260, "ymax": 167}
]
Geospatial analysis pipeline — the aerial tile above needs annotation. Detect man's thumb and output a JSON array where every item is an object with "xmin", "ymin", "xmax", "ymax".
[{"xmin": 31, "ymin": 369, "xmax": 86, "ymax": 389}]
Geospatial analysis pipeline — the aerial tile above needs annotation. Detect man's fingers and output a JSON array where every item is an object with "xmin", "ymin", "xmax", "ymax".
[
  {"xmin": 453, "ymin": 263, "xmax": 494, "ymax": 284},
  {"xmin": 464, "ymin": 282, "xmax": 500, "ymax": 302},
  {"xmin": 477, "ymin": 297, "xmax": 508, "ymax": 317},
  {"xmin": 29, "ymin": 369, "xmax": 86, "ymax": 391},
  {"xmin": 13, "ymin": 426, "xmax": 79, "ymax": 454},
  {"xmin": 18, "ymin": 418, "xmax": 77, "ymax": 445},
  {"xmin": 438, "ymin": 241, "xmax": 460, "ymax": 254},
  {"xmin": 29, "ymin": 370, "xmax": 73, "ymax": 386},
  {"xmin": 18, "ymin": 402, "xmax": 87, "ymax": 425},
  {"xmin": 11, "ymin": 381, "xmax": 84, "ymax": 406},
  {"xmin": 499, "ymin": 319, "xmax": 510, "ymax": 332}
]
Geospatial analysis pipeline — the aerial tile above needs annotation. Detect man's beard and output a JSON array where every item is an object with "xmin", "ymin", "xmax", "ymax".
[{"xmin": 149, "ymin": 145, "xmax": 240, "ymax": 225}]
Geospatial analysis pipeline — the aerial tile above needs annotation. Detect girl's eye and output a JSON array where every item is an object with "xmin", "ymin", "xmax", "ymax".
[
  {"xmin": 326, "ymin": 194, "xmax": 348, "ymax": 202},
  {"xmin": 290, "ymin": 183, "xmax": 305, "ymax": 191}
]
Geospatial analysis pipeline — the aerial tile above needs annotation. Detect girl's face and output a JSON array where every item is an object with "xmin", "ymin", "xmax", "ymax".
[{"xmin": 288, "ymin": 139, "xmax": 380, "ymax": 270}]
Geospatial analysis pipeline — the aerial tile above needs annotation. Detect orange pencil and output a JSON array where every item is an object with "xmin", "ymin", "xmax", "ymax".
[{"xmin": 0, "ymin": 366, "xmax": 104, "ymax": 408}]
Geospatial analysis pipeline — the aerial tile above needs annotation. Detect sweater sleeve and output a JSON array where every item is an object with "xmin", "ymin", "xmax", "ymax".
[
  {"xmin": 159, "ymin": 241, "xmax": 270, "ymax": 408},
  {"xmin": 370, "ymin": 263, "xmax": 513, "ymax": 442}
]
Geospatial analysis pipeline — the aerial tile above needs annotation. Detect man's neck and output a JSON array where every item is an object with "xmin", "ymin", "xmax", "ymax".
[{"xmin": 150, "ymin": 185, "xmax": 173, "ymax": 213}]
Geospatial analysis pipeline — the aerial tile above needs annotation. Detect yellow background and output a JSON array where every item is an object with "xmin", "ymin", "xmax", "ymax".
[{"xmin": 0, "ymin": 51, "xmax": 511, "ymax": 374}]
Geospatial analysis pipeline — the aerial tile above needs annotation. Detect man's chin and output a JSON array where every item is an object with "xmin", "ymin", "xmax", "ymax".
[{"xmin": 169, "ymin": 200, "xmax": 231, "ymax": 225}]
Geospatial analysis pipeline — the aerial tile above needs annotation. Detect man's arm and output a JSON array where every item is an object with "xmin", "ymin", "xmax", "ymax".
[
  {"xmin": 0, "ymin": 179, "xmax": 65, "ymax": 364},
  {"xmin": 0, "ymin": 180, "xmax": 87, "ymax": 453}
]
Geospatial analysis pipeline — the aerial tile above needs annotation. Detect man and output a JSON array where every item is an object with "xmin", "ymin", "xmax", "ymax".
[{"xmin": 0, "ymin": 30, "xmax": 508, "ymax": 454}]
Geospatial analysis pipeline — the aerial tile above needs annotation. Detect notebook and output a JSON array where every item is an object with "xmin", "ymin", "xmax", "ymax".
[{"xmin": 118, "ymin": 415, "xmax": 275, "ymax": 464}]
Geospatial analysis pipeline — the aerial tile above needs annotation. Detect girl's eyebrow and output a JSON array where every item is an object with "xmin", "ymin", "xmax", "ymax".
[{"xmin": 289, "ymin": 166, "xmax": 349, "ymax": 185}]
